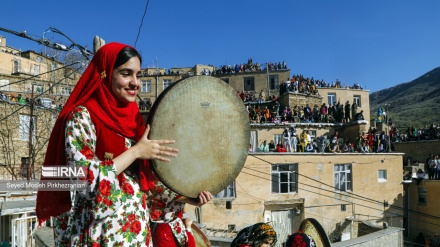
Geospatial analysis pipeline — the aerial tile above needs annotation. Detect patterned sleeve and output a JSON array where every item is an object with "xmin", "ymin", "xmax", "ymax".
[
  {"xmin": 65, "ymin": 106, "xmax": 122, "ymax": 220},
  {"xmin": 147, "ymin": 180, "xmax": 184, "ymax": 222}
]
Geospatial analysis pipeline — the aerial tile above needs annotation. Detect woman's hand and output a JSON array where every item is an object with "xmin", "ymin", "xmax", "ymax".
[
  {"xmin": 134, "ymin": 124, "xmax": 179, "ymax": 161},
  {"xmin": 175, "ymin": 191, "xmax": 213, "ymax": 206}
]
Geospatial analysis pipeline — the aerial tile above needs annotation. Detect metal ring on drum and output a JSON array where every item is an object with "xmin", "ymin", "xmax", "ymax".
[{"xmin": 146, "ymin": 76, "xmax": 250, "ymax": 198}]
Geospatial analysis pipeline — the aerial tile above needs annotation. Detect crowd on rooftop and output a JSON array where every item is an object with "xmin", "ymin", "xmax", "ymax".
[
  {"xmin": 0, "ymin": 91, "xmax": 64, "ymax": 110},
  {"xmin": 254, "ymin": 126, "xmax": 393, "ymax": 154},
  {"xmin": 280, "ymin": 75, "xmax": 364, "ymax": 96},
  {"xmin": 396, "ymin": 124, "xmax": 440, "ymax": 142},
  {"xmin": 212, "ymin": 58, "xmax": 287, "ymax": 75},
  {"xmin": 244, "ymin": 99, "xmax": 365, "ymax": 125}
]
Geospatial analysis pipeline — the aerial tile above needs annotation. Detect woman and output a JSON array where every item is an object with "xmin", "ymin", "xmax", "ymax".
[
  {"xmin": 36, "ymin": 43, "xmax": 211, "ymax": 246},
  {"xmin": 268, "ymin": 140, "xmax": 276, "ymax": 152},
  {"xmin": 231, "ymin": 222, "xmax": 277, "ymax": 247}
]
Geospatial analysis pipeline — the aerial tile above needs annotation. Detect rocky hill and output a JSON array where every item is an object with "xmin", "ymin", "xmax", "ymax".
[{"xmin": 369, "ymin": 66, "xmax": 440, "ymax": 129}]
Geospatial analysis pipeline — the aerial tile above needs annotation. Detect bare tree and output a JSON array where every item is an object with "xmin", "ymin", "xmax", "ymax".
[{"xmin": 0, "ymin": 101, "xmax": 59, "ymax": 180}]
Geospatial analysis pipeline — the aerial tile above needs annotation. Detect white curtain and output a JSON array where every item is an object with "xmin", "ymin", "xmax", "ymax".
[{"xmin": 271, "ymin": 210, "xmax": 293, "ymax": 246}]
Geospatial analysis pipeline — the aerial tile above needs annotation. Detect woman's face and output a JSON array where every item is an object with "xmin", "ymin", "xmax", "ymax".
[
  {"xmin": 257, "ymin": 239, "xmax": 274, "ymax": 247},
  {"xmin": 111, "ymin": 56, "xmax": 141, "ymax": 103}
]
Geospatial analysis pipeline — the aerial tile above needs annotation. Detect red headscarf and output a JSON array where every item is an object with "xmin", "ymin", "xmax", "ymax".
[{"xmin": 36, "ymin": 42, "xmax": 149, "ymax": 223}]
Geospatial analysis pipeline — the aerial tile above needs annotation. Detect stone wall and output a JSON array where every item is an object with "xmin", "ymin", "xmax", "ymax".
[{"xmin": 277, "ymin": 92, "xmax": 322, "ymax": 110}]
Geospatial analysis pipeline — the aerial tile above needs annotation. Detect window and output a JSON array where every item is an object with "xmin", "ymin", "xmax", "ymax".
[
  {"xmin": 221, "ymin": 78, "xmax": 229, "ymax": 84},
  {"xmin": 13, "ymin": 60, "xmax": 21, "ymax": 73},
  {"xmin": 36, "ymin": 56, "xmax": 42, "ymax": 63},
  {"xmin": 163, "ymin": 80, "xmax": 172, "ymax": 90},
  {"xmin": 378, "ymin": 170, "xmax": 387, "ymax": 182},
  {"xmin": 353, "ymin": 95, "xmax": 361, "ymax": 107},
  {"xmin": 214, "ymin": 182, "xmax": 235, "ymax": 199},
  {"xmin": 34, "ymin": 65, "xmax": 40, "ymax": 75},
  {"xmin": 243, "ymin": 77, "xmax": 255, "ymax": 92},
  {"xmin": 19, "ymin": 114, "xmax": 35, "ymax": 141},
  {"xmin": 0, "ymin": 80, "xmax": 10, "ymax": 91},
  {"xmin": 418, "ymin": 187, "xmax": 427, "ymax": 205},
  {"xmin": 269, "ymin": 75, "xmax": 279, "ymax": 90},
  {"xmin": 328, "ymin": 93, "xmax": 336, "ymax": 106},
  {"xmin": 334, "ymin": 164, "xmax": 352, "ymax": 192},
  {"xmin": 141, "ymin": 80, "xmax": 151, "ymax": 93},
  {"xmin": 272, "ymin": 164, "xmax": 298, "ymax": 193}
]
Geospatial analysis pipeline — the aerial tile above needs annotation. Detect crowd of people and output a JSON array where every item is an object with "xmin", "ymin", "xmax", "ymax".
[
  {"xmin": 0, "ymin": 91, "xmax": 64, "ymax": 110},
  {"xmin": 213, "ymin": 58, "xmax": 288, "ymax": 75},
  {"xmin": 397, "ymin": 124, "xmax": 440, "ymax": 142},
  {"xmin": 245, "ymin": 100, "xmax": 365, "ymax": 125},
  {"xmin": 279, "ymin": 75, "xmax": 364, "ymax": 96},
  {"xmin": 382, "ymin": 118, "xmax": 440, "ymax": 144},
  {"xmin": 426, "ymin": 154, "xmax": 440, "ymax": 181},
  {"xmin": 254, "ymin": 127, "xmax": 393, "ymax": 154}
]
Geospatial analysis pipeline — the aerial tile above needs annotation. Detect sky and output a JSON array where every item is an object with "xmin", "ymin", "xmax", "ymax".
[{"xmin": 2, "ymin": 0, "xmax": 440, "ymax": 93}]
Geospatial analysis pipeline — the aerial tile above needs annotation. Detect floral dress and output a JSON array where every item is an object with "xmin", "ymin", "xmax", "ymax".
[{"xmin": 53, "ymin": 106, "xmax": 182, "ymax": 247}]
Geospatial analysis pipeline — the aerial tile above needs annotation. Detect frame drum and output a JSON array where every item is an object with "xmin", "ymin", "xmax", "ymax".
[
  {"xmin": 147, "ymin": 76, "xmax": 250, "ymax": 198},
  {"xmin": 192, "ymin": 223, "xmax": 211, "ymax": 247},
  {"xmin": 299, "ymin": 218, "xmax": 332, "ymax": 247}
]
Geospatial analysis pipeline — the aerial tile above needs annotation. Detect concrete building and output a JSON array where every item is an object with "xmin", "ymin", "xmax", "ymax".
[
  {"xmin": 185, "ymin": 141, "xmax": 404, "ymax": 245},
  {"xmin": 393, "ymin": 139, "xmax": 440, "ymax": 243}
]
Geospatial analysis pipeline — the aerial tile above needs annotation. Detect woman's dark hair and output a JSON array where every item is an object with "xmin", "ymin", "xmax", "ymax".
[{"xmin": 113, "ymin": 46, "xmax": 142, "ymax": 69}]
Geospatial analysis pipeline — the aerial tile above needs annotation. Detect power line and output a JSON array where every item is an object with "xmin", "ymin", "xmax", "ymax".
[
  {"xmin": 246, "ymin": 155, "xmax": 440, "ymax": 221},
  {"xmin": 0, "ymin": 61, "xmax": 82, "ymax": 89},
  {"xmin": 0, "ymin": 26, "xmax": 92, "ymax": 59},
  {"xmin": 240, "ymin": 170, "xmax": 398, "ymax": 217},
  {"xmin": 0, "ymin": 62, "xmax": 83, "ymax": 123},
  {"xmin": 134, "ymin": 0, "xmax": 151, "ymax": 48}
]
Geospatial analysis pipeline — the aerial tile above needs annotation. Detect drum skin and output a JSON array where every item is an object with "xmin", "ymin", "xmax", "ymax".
[
  {"xmin": 147, "ymin": 76, "xmax": 250, "ymax": 198},
  {"xmin": 299, "ymin": 218, "xmax": 332, "ymax": 247},
  {"xmin": 192, "ymin": 223, "xmax": 211, "ymax": 247}
]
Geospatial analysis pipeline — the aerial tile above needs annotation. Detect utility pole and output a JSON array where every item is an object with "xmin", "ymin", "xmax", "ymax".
[{"xmin": 27, "ymin": 83, "xmax": 35, "ymax": 181}]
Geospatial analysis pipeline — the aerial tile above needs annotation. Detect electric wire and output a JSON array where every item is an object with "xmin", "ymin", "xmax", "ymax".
[
  {"xmin": 240, "ymin": 167, "xmax": 440, "ymax": 244},
  {"xmin": 248, "ymin": 154, "xmax": 440, "ymax": 220},
  {"xmin": 0, "ymin": 62, "xmax": 83, "ymax": 123},
  {"xmin": 0, "ymin": 61, "xmax": 82, "ymax": 89},
  {"xmin": 240, "ymin": 170, "xmax": 398, "ymax": 217},
  {"xmin": 134, "ymin": 0, "xmax": 151, "ymax": 48}
]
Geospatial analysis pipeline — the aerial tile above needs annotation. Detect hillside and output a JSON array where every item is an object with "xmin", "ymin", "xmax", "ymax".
[{"xmin": 369, "ymin": 66, "xmax": 440, "ymax": 129}]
